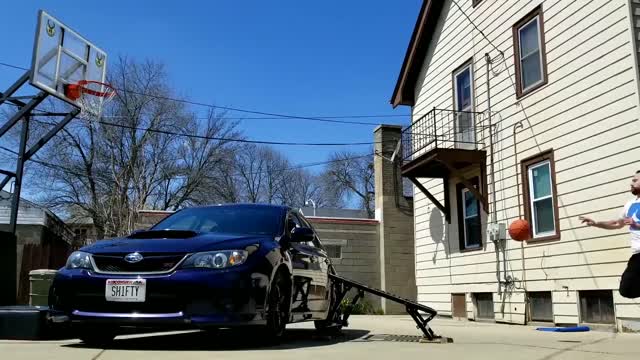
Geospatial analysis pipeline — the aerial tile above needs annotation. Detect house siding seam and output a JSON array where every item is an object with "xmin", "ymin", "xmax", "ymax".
[{"xmin": 408, "ymin": 0, "xmax": 640, "ymax": 330}]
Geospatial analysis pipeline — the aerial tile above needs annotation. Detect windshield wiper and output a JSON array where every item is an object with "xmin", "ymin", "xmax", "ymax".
[{"xmin": 127, "ymin": 229, "xmax": 198, "ymax": 239}]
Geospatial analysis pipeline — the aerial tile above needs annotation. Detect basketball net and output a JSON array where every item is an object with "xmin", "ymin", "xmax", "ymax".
[{"xmin": 64, "ymin": 80, "xmax": 116, "ymax": 120}]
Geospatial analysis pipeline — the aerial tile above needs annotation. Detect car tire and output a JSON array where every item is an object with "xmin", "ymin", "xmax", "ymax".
[
  {"xmin": 79, "ymin": 331, "xmax": 116, "ymax": 347},
  {"xmin": 264, "ymin": 270, "xmax": 291, "ymax": 342}
]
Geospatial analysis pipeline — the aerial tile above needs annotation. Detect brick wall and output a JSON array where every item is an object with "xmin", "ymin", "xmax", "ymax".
[{"xmin": 308, "ymin": 217, "xmax": 382, "ymax": 311}]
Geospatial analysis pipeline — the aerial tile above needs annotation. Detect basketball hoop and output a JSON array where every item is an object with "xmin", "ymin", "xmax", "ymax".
[{"xmin": 64, "ymin": 80, "xmax": 116, "ymax": 118}]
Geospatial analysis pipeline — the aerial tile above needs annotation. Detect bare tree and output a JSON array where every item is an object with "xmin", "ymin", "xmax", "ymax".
[
  {"xmin": 322, "ymin": 151, "xmax": 375, "ymax": 217},
  {"xmin": 31, "ymin": 57, "xmax": 239, "ymax": 238}
]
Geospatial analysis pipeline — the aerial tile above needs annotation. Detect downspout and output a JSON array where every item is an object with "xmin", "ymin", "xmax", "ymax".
[
  {"xmin": 486, "ymin": 53, "xmax": 501, "ymax": 296},
  {"xmin": 513, "ymin": 121, "xmax": 528, "ymax": 320}
]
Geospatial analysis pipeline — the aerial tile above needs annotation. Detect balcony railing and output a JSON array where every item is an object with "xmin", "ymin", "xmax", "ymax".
[{"xmin": 401, "ymin": 108, "xmax": 487, "ymax": 162}]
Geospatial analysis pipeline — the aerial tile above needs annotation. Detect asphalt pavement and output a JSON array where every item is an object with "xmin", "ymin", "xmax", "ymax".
[{"xmin": 1, "ymin": 315, "xmax": 638, "ymax": 360}]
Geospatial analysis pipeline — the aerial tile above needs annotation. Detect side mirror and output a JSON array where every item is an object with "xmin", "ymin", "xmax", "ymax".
[{"xmin": 290, "ymin": 227, "xmax": 314, "ymax": 243}]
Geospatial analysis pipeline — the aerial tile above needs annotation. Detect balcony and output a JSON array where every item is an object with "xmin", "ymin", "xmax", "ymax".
[{"xmin": 400, "ymin": 108, "xmax": 489, "ymax": 223}]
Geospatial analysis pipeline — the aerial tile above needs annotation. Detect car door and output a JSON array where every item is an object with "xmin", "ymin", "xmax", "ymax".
[{"xmin": 287, "ymin": 212, "xmax": 329, "ymax": 318}]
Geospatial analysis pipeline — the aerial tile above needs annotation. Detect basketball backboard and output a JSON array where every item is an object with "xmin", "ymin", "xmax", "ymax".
[{"xmin": 30, "ymin": 10, "xmax": 110, "ymax": 116}]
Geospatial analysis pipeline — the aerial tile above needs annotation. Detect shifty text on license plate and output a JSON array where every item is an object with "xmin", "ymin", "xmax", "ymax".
[{"xmin": 105, "ymin": 279, "xmax": 146, "ymax": 302}]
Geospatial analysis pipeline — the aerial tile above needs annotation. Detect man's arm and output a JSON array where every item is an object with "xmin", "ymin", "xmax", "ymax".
[{"xmin": 579, "ymin": 216, "xmax": 626, "ymax": 230}]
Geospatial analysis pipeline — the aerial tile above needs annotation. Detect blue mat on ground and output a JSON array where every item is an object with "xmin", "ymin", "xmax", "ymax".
[{"xmin": 536, "ymin": 326, "xmax": 590, "ymax": 332}]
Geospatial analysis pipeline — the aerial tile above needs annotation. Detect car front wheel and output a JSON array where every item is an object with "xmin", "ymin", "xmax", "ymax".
[{"xmin": 264, "ymin": 271, "xmax": 290, "ymax": 341}]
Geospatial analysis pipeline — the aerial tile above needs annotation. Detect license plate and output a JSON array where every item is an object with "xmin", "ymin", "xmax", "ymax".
[{"xmin": 105, "ymin": 279, "xmax": 146, "ymax": 302}]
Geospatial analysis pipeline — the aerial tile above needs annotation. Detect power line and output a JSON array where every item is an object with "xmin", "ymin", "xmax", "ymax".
[
  {"xmin": 0, "ymin": 145, "xmax": 88, "ymax": 178},
  {"xmin": 0, "ymin": 144, "xmax": 373, "ymax": 179},
  {"xmin": 450, "ymin": 0, "xmax": 502, "ymax": 55},
  {"xmin": 0, "ymin": 62, "xmax": 28, "ymax": 72},
  {"xmin": 102, "ymin": 114, "xmax": 410, "ymax": 121},
  {"xmin": 0, "ymin": 61, "xmax": 409, "ymax": 126},
  {"xmin": 55, "ymin": 116, "xmax": 380, "ymax": 146},
  {"xmin": 450, "ymin": 0, "xmax": 537, "ymax": 143},
  {"xmin": 95, "ymin": 119, "xmax": 378, "ymax": 146},
  {"xmin": 5, "ymin": 103, "xmax": 388, "ymax": 147}
]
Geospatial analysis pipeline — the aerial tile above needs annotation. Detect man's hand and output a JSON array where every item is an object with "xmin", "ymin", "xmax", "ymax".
[
  {"xmin": 580, "ymin": 215, "xmax": 626, "ymax": 230},
  {"xmin": 579, "ymin": 216, "xmax": 596, "ymax": 226},
  {"xmin": 623, "ymin": 217, "xmax": 635, "ymax": 226}
]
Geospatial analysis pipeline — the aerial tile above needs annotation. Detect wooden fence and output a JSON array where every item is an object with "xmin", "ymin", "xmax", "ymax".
[{"xmin": 17, "ymin": 241, "xmax": 76, "ymax": 304}]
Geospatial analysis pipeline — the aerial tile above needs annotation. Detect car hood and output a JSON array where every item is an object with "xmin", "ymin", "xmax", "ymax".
[{"xmin": 81, "ymin": 231, "xmax": 273, "ymax": 254}]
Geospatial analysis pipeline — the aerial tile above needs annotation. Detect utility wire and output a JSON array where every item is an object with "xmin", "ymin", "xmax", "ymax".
[
  {"xmin": 102, "ymin": 114, "xmax": 409, "ymax": 121},
  {"xmin": 0, "ymin": 62, "xmax": 28, "ymax": 72},
  {"xmin": 0, "ymin": 61, "xmax": 408, "ymax": 126},
  {"xmin": 94, "ymin": 118, "xmax": 377, "ymax": 146},
  {"xmin": 4, "ymin": 102, "xmax": 391, "ymax": 147},
  {"xmin": 450, "ymin": 0, "xmax": 502, "ymax": 55},
  {"xmin": 0, "ymin": 144, "xmax": 373, "ymax": 179}
]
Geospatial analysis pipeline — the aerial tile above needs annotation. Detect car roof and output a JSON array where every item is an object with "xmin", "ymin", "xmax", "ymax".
[{"xmin": 190, "ymin": 203, "xmax": 292, "ymax": 212}]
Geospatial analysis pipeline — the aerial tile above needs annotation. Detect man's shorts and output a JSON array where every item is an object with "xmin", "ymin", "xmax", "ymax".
[{"xmin": 620, "ymin": 253, "xmax": 640, "ymax": 299}]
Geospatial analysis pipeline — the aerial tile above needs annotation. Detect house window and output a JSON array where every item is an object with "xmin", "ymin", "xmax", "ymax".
[
  {"xmin": 528, "ymin": 292, "xmax": 553, "ymax": 322},
  {"xmin": 474, "ymin": 293, "xmax": 494, "ymax": 319},
  {"xmin": 579, "ymin": 290, "xmax": 615, "ymax": 324},
  {"xmin": 324, "ymin": 245, "xmax": 342, "ymax": 259},
  {"xmin": 456, "ymin": 177, "xmax": 482, "ymax": 250},
  {"xmin": 513, "ymin": 6, "xmax": 548, "ymax": 98},
  {"xmin": 452, "ymin": 59, "xmax": 475, "ymax": 148},
  {"xmin": 521, "ymin": 150, "xmax": 560, "ymax": 241}
]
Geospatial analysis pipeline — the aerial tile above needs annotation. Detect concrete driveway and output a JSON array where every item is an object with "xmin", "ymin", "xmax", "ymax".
[{"xmin": 1, "ymin": 316, "xmax": 639, "ymax": 360}]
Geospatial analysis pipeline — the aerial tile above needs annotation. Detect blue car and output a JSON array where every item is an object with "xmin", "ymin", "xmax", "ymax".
[{"xmin": 48, "ymin": 204, "xmax": 339, "ymax": 345}]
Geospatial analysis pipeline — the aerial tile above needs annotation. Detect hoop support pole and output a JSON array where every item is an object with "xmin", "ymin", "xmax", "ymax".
[
  {"xmin": 0, "ymin": 71, "xmax": 31, "ymax": 108},
  {"xmin": 24, "ymin": 107, "xmax": 80, "ymax": 160}
]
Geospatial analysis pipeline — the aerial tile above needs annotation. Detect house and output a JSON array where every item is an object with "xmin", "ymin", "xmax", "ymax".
[
  {"xmin": 391, "ymin": 0, "xmax": 640, "ymax": 331},
  {"xmin": 0, "ymin": 190, "xmax": 75, "ymax": 303},
  {"xmin": 66, "ymin": 217, "xmax": 99, "ymax": 246}
]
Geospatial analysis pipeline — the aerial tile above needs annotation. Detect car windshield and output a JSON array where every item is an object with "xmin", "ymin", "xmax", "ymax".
[{"xmin": 150, "ymin": 206, "xmax": 283, "ymax": 237}]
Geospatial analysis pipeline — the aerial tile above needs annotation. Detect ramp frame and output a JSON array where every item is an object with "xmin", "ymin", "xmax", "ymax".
[{"xmin": 328, "ymin": 273, "xmax": 438, "ymax": 340}]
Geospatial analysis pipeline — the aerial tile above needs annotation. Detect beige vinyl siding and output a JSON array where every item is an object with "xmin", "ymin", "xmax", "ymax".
[
  {"xmin": 630, "ymin": 0, "xmax": 640, "ymax": 90},
  {"xmin": 410, "ymin": 0, "xmax": 640, "ymax": 325}
]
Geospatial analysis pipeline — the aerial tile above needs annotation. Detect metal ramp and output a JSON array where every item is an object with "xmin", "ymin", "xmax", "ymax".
[{"xmin": 327, "ymin": 273, "xmax": 439, "ymax": 340}]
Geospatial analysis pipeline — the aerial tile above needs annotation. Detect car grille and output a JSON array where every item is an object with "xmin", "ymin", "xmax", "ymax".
[
  {"xmin": 73, "ymin": 293, "xmax": 184, "ymax": 314},
  {"xmin": 92, "ymin": 253, "xmax": 186, "ymax": 273}
]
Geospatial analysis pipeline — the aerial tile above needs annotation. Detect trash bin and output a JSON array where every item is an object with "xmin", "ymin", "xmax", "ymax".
[{"xmin": 29, "ymin": 269, "xmax": 58, "ymax": 306}]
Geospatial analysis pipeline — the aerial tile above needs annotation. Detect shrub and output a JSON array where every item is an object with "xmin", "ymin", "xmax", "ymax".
[{"xmin": 340, "ymin": 297, "xmax": 383, "ymax": 315}]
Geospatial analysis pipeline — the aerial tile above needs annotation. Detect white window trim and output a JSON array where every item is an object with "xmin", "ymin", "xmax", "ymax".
[
  {"xmin": 527, "ymin": 160, "xmax": 556, "ymax": 238},
  {"xmin": 461, "ymin": 188, "xmax": 481, "ymax": 249},
  {"xmin": 453, "ymin": 63, "xmax": 475, "ymax": 147},
  {"xmin": 518, "ymin": 15, "xmax": 544, "ymax": 92},
  {"xmin": 454, "ymin": 65, "xmax": 474, "ymax": 112}
]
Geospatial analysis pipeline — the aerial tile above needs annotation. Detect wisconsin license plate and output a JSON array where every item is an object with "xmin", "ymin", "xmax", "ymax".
[{"xmin": 105, "ymin": 279, "xmax": 146, "ymax": 302}]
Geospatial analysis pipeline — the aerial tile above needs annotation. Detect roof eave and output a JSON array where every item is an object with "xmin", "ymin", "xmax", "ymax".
[{"xmin": 390, "ymin": 0, "xmax": 443, "ymax": 108}]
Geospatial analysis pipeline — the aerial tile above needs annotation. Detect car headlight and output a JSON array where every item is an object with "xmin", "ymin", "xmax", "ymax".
[
  {"xmin": 181, "ymin": 250, "xmax": 248, "ymax": 269},
  {"xmin": 65, "ymin": 251, "xmax": 92, "ymax": 270}
]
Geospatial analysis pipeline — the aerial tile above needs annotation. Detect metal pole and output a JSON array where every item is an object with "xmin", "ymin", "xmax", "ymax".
[
  {"xmin": 2, "ymin": 115, "xmax": 29, "ymax": 305},
  {"xmin": 0, "ymin": 71, "xmax": 30, "ymax": 108},
  {"xmin": 486, "ymin": 53, "xmax": 502, "ymax": 297},
  {"xmin": 306, "ymin": 199, "xmax": 316, "ymax": 216},
  {"xmin": 9, "ymin": 115, "xmax": 29, "ymax": 234},
  {"xmin": 485, "ymin": 53, "xmax": 497, "ymax": 224},
  {"xmin": 513, "ymin": 121, "xmax": 527, "ymax": 317}
]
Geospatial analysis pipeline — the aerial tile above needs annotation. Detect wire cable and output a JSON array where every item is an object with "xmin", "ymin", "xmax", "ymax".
[
  {"xmin": 0, "ymin": 144, "xmax": 373, "ymax": 179},
  {"xmin": 0, "ymin": 61, "xmax": 411, "ymax": 126}
]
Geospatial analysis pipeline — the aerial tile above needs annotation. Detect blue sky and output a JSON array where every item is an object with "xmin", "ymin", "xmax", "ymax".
[{"xmin": 0, "ymin": 0, "xmax": 417, "ymax": 168}]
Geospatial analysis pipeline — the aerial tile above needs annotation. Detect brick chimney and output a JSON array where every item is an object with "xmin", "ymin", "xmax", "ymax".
[{"xmin": 374, "ymin": 125, "xmax": 416, "ymax": 314}]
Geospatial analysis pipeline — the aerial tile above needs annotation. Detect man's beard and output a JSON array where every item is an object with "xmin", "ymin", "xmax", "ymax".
[{"xmin": 632, "ymin": 187, "xmax": 640, "ymax": 196}]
